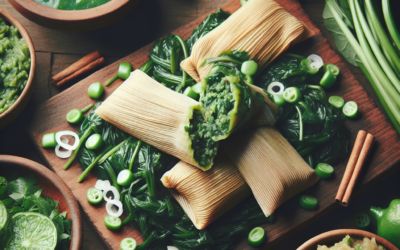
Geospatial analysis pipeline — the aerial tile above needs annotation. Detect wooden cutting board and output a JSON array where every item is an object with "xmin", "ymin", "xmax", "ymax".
[{"xmin": 27, "ymin": 0, "xmax": 400, "ymax": 249}]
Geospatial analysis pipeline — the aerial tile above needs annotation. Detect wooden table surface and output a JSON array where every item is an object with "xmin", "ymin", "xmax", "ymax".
[{"xmin": 1, "ymin": 0, "xmax": 399, "ymax": 249}]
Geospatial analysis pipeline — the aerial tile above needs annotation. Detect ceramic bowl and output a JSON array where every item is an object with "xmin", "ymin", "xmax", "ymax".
[
  {"xmin": 0, "ymin": 155, "xmax": 82, "ymax": 250},
  {"xmin": 297, "ymin": 229, "xmax": 399, "ymax": 250},
  {"xmin": 7, "ymin": 0, "xmax": 142, "ymax": 32},
  {"xmin": 0, "ymin": 9, "xmax": 35, "ymax": 129}
]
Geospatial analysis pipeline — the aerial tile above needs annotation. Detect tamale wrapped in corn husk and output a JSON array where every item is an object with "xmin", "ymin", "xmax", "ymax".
[
  {"xmin": 222, "ymin": 126, "xmax": 319, "ymax": 217},
  {"xmin": 96, "ymin": 70, "xmax": 277, "ymax": 170},
  {"xmin": 181, "ymin": 0, "xmax": 314, "ymax": 82},
  {"xmin": 96, "ymin": 70, "xmax": 217, "ymax": 170},
  {"xmin": 161, "ymin": 151, "xmax": 251, "ymax": 229}
]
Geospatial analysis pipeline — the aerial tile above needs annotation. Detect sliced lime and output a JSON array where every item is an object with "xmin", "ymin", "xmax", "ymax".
[
  {"xmin": 0, "ymin": 200, "xmax": 8, "ymax": 231},
  {"xmin": 7, "ymin": 212, "xmax": 57, "ymax": 250}
]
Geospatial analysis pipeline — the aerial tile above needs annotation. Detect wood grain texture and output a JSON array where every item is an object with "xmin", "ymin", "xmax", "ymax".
[
  {"xmin": 25, "ymin": 0, "xmax": 400, "ymax": 249},
  {"xmin": 0, "ymin": 155, "xmax": 82, "ymax": 250}
]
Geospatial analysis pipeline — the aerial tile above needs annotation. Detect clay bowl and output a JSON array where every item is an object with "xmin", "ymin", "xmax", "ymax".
[
  {"xmin": 0, "ymin": 155, "xmax": 82, "ymax": 250},
  {"xmin": 7, "ymin": 0, "xmax": 142, "ymax": 32},
  {"xmin": 297, "ymin": 229, "xmax": 399, "ymax": 250},
  {"xmin": 0, "ymin": 9, "xmax": 35, "ymax": 129}
]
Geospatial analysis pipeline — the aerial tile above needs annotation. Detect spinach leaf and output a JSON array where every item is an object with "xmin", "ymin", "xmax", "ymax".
[
  {"xmin": 256, "ymin": 53, "xmax": 350, "ymax": 166},
  {"xmin": 186, "ymin": 8, "xmax": 231, "ymax": 53},
  {"xmin": 78, "ymin": 147, "xmax": 109, "ymax": 180},
  {"xmin": 7, "ymin": 174, "xmax": 41, "ymax": 204},
  {"xmin": 323, "ymin": 2, "xmax": 360, "ymax": 66},
  {"xmin": 78, "ymin": 102, "xmax": 104, "ymax": 136}
]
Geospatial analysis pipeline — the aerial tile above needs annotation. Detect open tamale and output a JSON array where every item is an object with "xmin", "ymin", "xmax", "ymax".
[
  {"xmin": 222, "ymin": 126, "xmax": 319, "ymax": 217},
  {"xmin": 161, "ymin": 151, "xmax": 251, "ymax": 230},
  {"xmin": 181, "ymin": 0, "xmax": 314, "ymax": 82},
  {"xmin": 96, "ymin": 70, "xmax": 217, "ymax": 170},
  {"xmin": 96, "ymin": 70, "xmax": 277, "ymax": 170}
]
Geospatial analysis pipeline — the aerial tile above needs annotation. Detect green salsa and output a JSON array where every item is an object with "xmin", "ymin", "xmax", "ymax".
[
  {"xmin": 0, "ymin": 18, "xmax": 30, "ymax": 115},
  {"xmin": 33, "ymin": 0, "xmax": 111, "ymax": 10},
  {"xmin": 185, "ymin": 109, "xmax": 219, "ymax": 168}
]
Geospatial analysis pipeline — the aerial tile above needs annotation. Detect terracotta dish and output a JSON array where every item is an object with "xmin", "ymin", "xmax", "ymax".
[
  {"xmin": 297, "ymin": 229, "xmax": 399, "ymax": 250},
  {"xmin": 0, "ymin": 155, "xmax": 82, "ymax": 250},
  {"xmin": 0, "ymin": 9, "xmax": 35, "ymax": 129},
  {"xmin": 7, "ymin": 0, "xmax": 142, "ymax": 32}
]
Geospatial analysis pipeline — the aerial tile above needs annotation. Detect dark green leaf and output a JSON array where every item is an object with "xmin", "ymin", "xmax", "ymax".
[
  {"xmin": 323, "ymin": 2, "xmax": 360, "ymax": 66},
  {"xmin": 7, "ymin": 174, "xmax": 41, "ymax": 204}
]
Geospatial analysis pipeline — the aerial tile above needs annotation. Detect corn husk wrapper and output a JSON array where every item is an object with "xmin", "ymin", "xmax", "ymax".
[
  {"xmin": 222, "ymin": 126, "xmax": 319, "ymax": 217},
  {"xmin": 95, "ymin": 70, "xmax": 216, "ymax": 170},
  {"xmin": 161, "ymin": 151, "xmax": 251, "ymax": 229},
  {"xmin": 181, "ymin": 0, "xmax": 314, "ymax": 82}
]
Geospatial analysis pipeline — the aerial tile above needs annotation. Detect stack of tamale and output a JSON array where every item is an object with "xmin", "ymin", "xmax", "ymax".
[{"xmin": 96, "ymin": 0, "xmax": 318, "ymax": 231}]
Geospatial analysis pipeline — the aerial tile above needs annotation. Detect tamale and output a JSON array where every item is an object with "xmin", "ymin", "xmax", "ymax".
[
  {"xmin": 96, "ymin": 70, "xmax": 277, "ymax": 170},
  {"xmin": 161, "ymin": 151, "xmax": 251, "ymax": 230},
  {"xmin": 96, "ymin": 70, "xmax": 217, "ymax": 170},
  {"xmin": 181, "ymin": 0, "xmax": 314, "ymax": 82},
  {"xmin": 222, "ymin": 126, "xmax": 319, "ymax": 217}
]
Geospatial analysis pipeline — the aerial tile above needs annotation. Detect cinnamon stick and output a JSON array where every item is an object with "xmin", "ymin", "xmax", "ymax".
[
  {"xmin": 335, "ymin": 130, "xmax": 367, "ymax": 203},
  {"xmin": 52, "ymin": 50, "xmax": 103, "ymax": 87},
  {"xmin": 54, "ymin": 57, "xmax": 105, "ymax": 87},
  {"xmin": 341, "ymin": 133, "xmax": 374, "ymax": 206}
]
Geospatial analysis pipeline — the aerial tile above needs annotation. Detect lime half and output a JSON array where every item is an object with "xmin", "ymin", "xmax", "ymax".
[
  {"xmin": 7, "ymin": 212, "xmax": 57, "ymax": 250},
  {"xmin": 0, "ymin": 200, "xmax": 8, "ymax": 231}
]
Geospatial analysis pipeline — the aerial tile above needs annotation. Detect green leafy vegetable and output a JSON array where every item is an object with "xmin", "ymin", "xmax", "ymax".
[
  {"xmin": 0, "ymin": 174, "xmax": 72, "ymax": 249},
  {"xmin": 323, "ymin": 4, "xmax": 360, "ymax": 66},
  {"xmin": 256, "ymin": 53, "xmax": 350, "ymax": 165}
]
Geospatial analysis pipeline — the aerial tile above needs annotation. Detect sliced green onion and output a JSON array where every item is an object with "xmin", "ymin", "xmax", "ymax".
[
  {"xmin": 248, "ymin": 227, "xmax": 265, "ymax": 247},
  {"xmin": 323, "ymin": 63, "xmax": 340, "ymax": 76},
  {"xmin": 328, "ymin": 96, "xmax": 345, "ymax": 109},
  {"xmin": 283, "ymin": 87, "xmax": 302, "ymax": 103},
  {"xmin": 42, "ymin": 133, "xmax": 57, "ymax": 148},
  {"xmin": 273, "ymin": 94, "xmax": 286, "ymax": 106},
  {"xmin": 118, "ymin": 62, "xmax": 132, "ymax": 80},
  {"xmin": 87, "ymin": 82, "xmax": 104, "ymax": 99},
  {"xmin": 66, "ymin": 109, "xmax": 84, "ymax": 124},
  {"xmin": 183, "ymin": 86, "xmax": 199, "ymax": 100},
  {"xmin": 85, "ymin": 133, "xmax": 104, "ymax": 150},
  {"xmin": 117, "ymin": 170, "xmax": 134, "ymax": 186},
  {"xmin": 241, "ymin": 60, "xmax": 258, "ymax": 76},
  {"xmin": 343, "ymin": 101, "xmax": 358, "ymax": 118},
  {"xmin": 320, "ymin": 70, "xmax": 336, "ymax": 88},
  {"xmin": 315, "ymin": 163, "xmax": 334, "ymax": 179},
  {"xmin": 299, "ymin": 195, "xmax": 318, "ymax": 210}
]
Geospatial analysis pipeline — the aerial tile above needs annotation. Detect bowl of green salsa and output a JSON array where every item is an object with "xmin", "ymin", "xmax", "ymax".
[
  {"xmin": 7, "ymin": 0, "xmax": 142, "ymax": 31},
  {"xmin": 0, "ymin": 9, "xmax": 35, "ymax": 129}
]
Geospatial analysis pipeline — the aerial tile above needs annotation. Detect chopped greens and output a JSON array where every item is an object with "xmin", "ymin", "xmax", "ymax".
[
  {"xmin": 0, "ymin": 174, "xmax": 72, "ymax": 250},
  {"xmin": 256, "ymin": 53, "xmax": 350, "ymax": 166},
  {"xmin": 186, "ymin": 109, "xmax": 219, "ymax": 167}
]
